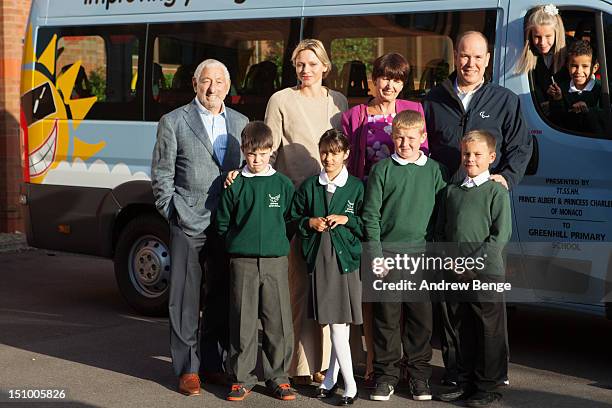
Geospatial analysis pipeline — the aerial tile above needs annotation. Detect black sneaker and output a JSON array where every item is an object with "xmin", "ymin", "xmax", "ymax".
[
  {"xmin": 370, "ymin": 383, "xmax": 394, "ymax": 401},
  {"xmin": 436, "ymin": 386, "xmax": 474, "ymax": 402},
  {"xmin": 409, "ymin": 378, "xmax": 432, "ymax": 401},
  {"xmin": 465, "ymin": 391, "xmax": 502, "ymax": 407},
  {"xmin": 441, "ymin": 378, "xmax": 458, "ymax": 387}
]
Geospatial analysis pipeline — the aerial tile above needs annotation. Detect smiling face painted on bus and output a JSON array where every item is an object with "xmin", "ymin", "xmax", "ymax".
[{"xmin": 20, "ymin": 27, "xmax": 102, "ymax": 184}]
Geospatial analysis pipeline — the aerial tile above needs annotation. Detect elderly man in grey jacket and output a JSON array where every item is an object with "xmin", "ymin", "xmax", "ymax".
[{"xmin": 151, "ymin": 59, "xmax": 248, "ymax": 396}]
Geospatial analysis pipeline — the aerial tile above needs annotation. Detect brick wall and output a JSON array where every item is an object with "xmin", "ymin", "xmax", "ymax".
[
  {"xmin": 57, "ymin": 36, "xmax": 107, "ymax": 75},
  {"xmin": 0, "ymin": 1, "xmax": 32, "ymax": 232}
]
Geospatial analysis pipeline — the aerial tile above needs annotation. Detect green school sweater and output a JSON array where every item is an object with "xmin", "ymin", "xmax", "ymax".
[
  {"xmin": 291, "ymin": 174, "xmax": 364, "ymax": 274},
  {"xmin": 362, "ymin": 157, "xmax": 447, "ymax": 254},
  {"xmin": 435, "ymin": 180, "xmax": 512, "ymax": 276},
  {"xmin": 215, "ymin": 172, "xmax": 294, "ymax": 257}
]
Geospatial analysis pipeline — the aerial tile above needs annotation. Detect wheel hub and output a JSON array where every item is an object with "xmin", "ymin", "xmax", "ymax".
[{"xmin": 128, "ymin": 236, "xmax": 170, "ymax": 298}]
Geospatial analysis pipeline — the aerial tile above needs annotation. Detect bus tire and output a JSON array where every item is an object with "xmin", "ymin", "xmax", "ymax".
[{"xmin": 114, "ymin": 214, "xmax": 170, "ymax": 316}]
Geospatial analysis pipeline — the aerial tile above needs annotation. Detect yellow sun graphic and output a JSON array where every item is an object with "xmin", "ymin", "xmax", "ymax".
[{"xmin": 20, "ymin": 25, "xmax": 105, "ymax": 184}]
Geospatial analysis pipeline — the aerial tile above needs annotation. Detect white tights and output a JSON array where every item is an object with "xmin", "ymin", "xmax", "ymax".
[{"xmin": 320, "ymin": 323, "xmax": 357, "ymax": 398}]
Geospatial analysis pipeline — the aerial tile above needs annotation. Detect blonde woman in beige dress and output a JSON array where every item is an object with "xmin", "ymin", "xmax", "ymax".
[{"xmin": 265, "ymin": 39, "xmax": 348, "ymax": 385}]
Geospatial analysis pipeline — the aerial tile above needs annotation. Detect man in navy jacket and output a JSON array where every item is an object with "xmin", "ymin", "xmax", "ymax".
[{"xmin": 424, "ymin": 31, "xmax": 532, "ymax": 190}]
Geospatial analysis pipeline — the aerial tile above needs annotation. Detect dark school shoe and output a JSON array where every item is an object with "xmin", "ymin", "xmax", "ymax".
[
  {"xmin": 338, "ymin": 393, "xmax": 359, "ymax": 406},
  {"xmin": 274, "ymin": 383, "xmax": 297, "ymax": 401},
  {"xmin": 226, "ymin": 384, "xmax": 252, "ymax": 401},
  {"xmin": 465, "ymin": 391, "xmax": 502, "ymax": 407},
  {"xmin": 440, "ymin": 378, "xmax": 458, "ymax": 387},
  {"xmin": 409, "ymin": 378, "xmax": 432, "ymax": 401},
  {"xmin": 315, "ymin": 384, "xmax": 339, "ymax": 399},
  {"xmin": 369, "ymin": 383, "xmax": 394, "ymax": 401},
  {"xmin": 436, "ymin": 386, "xmax": 475, "ymax": 402}
]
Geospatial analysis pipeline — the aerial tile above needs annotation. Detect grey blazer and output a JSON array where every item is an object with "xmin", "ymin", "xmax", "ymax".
[{"xmin": 151, "ymin": 99, "xmax": 249, "ymax": 236}]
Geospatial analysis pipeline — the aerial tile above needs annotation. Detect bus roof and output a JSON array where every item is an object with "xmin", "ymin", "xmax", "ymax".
[
  {"xmin": 34, "ymin": 0, "xmax": 503, "ymax": 22},
  {"xmin": 35, "ymin": 0, "xmax": 304, "ymax": 23}
]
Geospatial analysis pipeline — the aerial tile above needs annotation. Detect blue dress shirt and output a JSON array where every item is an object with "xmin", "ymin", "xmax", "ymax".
[{"xmin": 194, "ymin": 97, "xmax": 228, "ymax": 165}]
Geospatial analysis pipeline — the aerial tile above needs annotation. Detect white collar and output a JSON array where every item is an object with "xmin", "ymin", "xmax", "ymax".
[
  {"xmin": 569, "ymin": 76, "xmax": 596, "ymax": 93},
  {"xmin": 194, "ymin": 97, "xmax": 226, "ymax": 117},
  {"xmin": 241, "ymin": 164, "xmax": 276, "ymax": 177},
  {"xmin": 454, "ymin": 78, "xmax": 484, "ymax": 96},
  {"xmin": 391, "ymin": 151, "xmax": 427, "ymax": 166},
  {"xmin": 318, "ymin": 166, "xmax": 349, "ymax": 193},
  {"xmin": 461, "ymin": 170, "xmax": 491, "ymax": 188}
]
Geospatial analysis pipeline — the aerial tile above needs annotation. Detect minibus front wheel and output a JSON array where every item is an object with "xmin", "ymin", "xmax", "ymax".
[{"xmin": 114, "ymin": 214, "xmax": 170, "ymax": 316}]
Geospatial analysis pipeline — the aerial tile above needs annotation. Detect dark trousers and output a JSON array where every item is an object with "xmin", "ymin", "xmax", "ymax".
[
  {"xmin": 200, "ymin": 233, "xmax": 230, "ymax": 374},
  {"xmin": 168, "ymin": 222, "xmax": 228, "ymax": 376},
  {"xmin": 456, "ymin": 298, "xmax": 507, "ymax": 392},
  {"xmin": 228, "ymin": 256, "xmax": 294, "ymax": 388},
  {"xmin": 438, "ymin": 301, "xmax": 509, "ymax": 384},
  {"xmin": 372, "ymin": 300, "xmax": 433, "ymax": 385},
  {"xmin": 434, "ymin": 300, "xmax": 459, "ymax": 382}
]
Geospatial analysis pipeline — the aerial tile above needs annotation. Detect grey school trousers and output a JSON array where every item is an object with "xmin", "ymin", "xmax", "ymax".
[
  {"xmin": 228, "ymin": 256, "xmax": 294, "ymax": 388},
  {"xmin": 168, "ymin": 221, "xmax": 229, "ymax": 377}
]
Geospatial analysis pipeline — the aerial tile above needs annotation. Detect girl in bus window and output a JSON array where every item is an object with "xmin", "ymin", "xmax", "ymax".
[{"xmin": 515, "ymin": 4, "xmax": 568, "ymax": 113}]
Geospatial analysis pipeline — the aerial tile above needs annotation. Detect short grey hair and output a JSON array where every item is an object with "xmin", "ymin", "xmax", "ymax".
[{"xmin": 193, "ymin": 59, "xmax": 231, "ymax": 84}]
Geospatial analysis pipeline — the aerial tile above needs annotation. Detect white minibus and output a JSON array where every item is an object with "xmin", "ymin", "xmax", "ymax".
[{"xmin": 19, "ymin": 0, "xmax": 611, "ymax": 316}]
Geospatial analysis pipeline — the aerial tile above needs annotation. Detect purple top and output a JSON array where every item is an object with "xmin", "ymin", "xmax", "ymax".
[
  {"xmin": 341, "ymin": 99, "xmax": 429, "ymax": 180},
  {"xmin": 365, "ymin": 114, "xmax": 394, "ymax": 176}
]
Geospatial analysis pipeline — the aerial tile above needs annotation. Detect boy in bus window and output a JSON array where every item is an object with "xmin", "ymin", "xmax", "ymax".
[{"xmin": 549, "ymin": 40, "xmax": 605, "ymax": 134}]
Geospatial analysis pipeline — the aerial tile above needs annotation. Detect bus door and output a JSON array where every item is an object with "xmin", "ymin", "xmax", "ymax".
[{"xmin": 505, "ymin": 0, "xmax": 612, "ymax": 310}]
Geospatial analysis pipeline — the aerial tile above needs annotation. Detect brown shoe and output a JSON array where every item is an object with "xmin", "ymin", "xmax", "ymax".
[
  {"xmin": 313, "ymin": 371, "xmax": 326, "ymax": 384},
  {"xmin": 178, "ymin": 373, "xmax": 201, "ymax": 396}
]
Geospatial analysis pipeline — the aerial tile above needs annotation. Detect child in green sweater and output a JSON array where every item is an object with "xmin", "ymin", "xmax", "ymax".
[
  {"xmin": 362, "ymin": 110, "xmax": 447, "ymax": 402},
  {"xmin": 291, "ymin": 130, "xmax": 364, "ymax": 405},
  {"xmin": 436, "ymin": 130, "xmax": 511, "ymax": 407},
  {"xmin": 215, "ymin": 121, "xmax": 296, "ymax": 402}
]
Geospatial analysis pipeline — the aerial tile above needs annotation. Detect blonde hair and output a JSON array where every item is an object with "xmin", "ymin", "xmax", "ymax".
[
  {"xmin": 291, "ymin": 39, "xmax": 332, "ymax": 79},
  {"xmin": 392, "ymin": 110, "xmax": 425, "ymax": 133},
  {"xmin": 515, "ymin": 5, "xmax": 567, "ymax": 74},
  {"xmin": 462, "ymin": 130, "xmax": 496, "ymax": 152}
]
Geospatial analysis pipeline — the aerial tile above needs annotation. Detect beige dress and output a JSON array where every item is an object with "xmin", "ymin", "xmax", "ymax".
[{"xmin": 265, "ymin": 86, "xmax": 348, "ymax": 377}]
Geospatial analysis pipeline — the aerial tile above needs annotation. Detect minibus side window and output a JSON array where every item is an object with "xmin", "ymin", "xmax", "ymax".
[
  {"xmin": 146, "ymin": 19, "xmax": 301, "ymax": 121},
  {"xmin": 38, "ymin": 25, "xmax": 145, "ymax": 121},
  {"xmin": 56, "ymin": 36, "xmax": 105, "ymax": 101},
  {"xmin": 303, "ymin": 11, "xmax": 497, "ymax": 106},
  {"xmin": 529, "ymin": 10, "xmax": 611, "ymax": 139}
]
